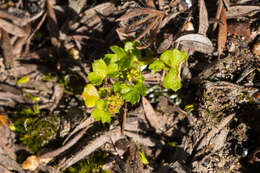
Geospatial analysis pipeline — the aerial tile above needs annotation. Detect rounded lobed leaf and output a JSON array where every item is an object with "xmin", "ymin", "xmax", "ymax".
[{"xmin": 82, "ymin": 84, "xmax": 100, "ymax": 107}]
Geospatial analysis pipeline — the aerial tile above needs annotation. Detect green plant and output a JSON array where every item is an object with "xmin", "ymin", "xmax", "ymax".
[
  {"xmin": 82, "ymin": 41, "xmax": 188, "ymax": 124},
  {"xmin": 13, "ymin": 105, "xmax": 57, "ymax": 152}
]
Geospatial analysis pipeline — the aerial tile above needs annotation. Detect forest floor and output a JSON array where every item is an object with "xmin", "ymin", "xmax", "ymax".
[{"xmin": 0, "ymin": 0, "xmax": 259, "ymax": 173}]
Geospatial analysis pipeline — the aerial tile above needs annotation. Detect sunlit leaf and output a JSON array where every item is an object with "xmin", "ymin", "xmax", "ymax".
[
  {"xmin": 139, "ymin": 151, "xmax": 149, "ymax": 165},
  {"xmin": 82, "ymin": 84, "xmax": 100, "ymax": 107},
  {"xmin": 134, "ymin": 82, "xmax": 146, "ymax": 96},
  {"xmin": 107, "ymin": 63, "xmax": 119, "ymax": 77},
  {"xmin": 92, "ymin": 59, "xmax": 108, "ymax": 78},
  {"xmin": 160, "ymin": 49, "xmax": 188, "ymax": 68},
  {"xmin": 125, "ymin": 89, "xmax": 140, "ymax": 104},
  {"xmin": 149, "ymin": 60, "xmax": 165, "ymax": 73},
  {"xmin": 124, "ymin": 41, "xmax": 141, "ymax": 60},
  {"xmin": 163, "ymin": 69, "xmax": 181, "ymax": 91},
  {"xmin": 17, "ymin": 76, "xmax": 30, "ymax": 84},
  {"xmin": 88, "ymin": 72, "xmax": 104, "ymax": 85},
  {"xmin": 110, "ymin": 45, "xmax": 126, "ymax": 58},
  {"xmin": 91, "ymin": 108, "xmax": 112, "ymax": 124}
]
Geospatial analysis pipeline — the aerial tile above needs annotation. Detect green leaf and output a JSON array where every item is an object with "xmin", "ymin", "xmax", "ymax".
[
  {"xmin": 148, "ymin": 60, "xmax": 165, "ymax": 73},
  {"xmin": 119, "ymin": 83, "xmax": 131, "ymax": 95},
  {"xmin": 110, "ymin": 45, "xmax": 126, "ymax": 58},
  {"xmin": 163, "ymin": 69, "xmax": 182, "ymax": 91},
  {"xmin": 134, "ymin": 82, "xmax": 147, "ymax": 96},
  {"xmin": 107, "ymin": 63, "xmax": 119, "ymax": 77},
  {"xmin": 168, "ymin": 141, "xmax": 178, "ymax": 147},
  {"xmin": 160, "ymin": 49, "xmax": 188, "ymax": 68},
  {"xmin": 92, "ymin": 59, "xmax": 107, "ymax": 78},
  {"xmin": 16, "ymin": 76, "xmax": 30, "ymax": 84},
  {"xmin": 124, "ymin": 41, "xmax": 141, "ymax": 60},
  {"xmin": 91, "ymin": 108, "xmax": 112, "ymax": 124},
  {"xmin": 88, "ymin": 72, "xmax": 104, "ymax": 85},
  {"xmin": 119, "ymin": 54, "xmax": 133, "ymax": 69},
  {"xmin": 96, "ymin": 99, "xmax": 107, "ymax": 110},
  {"xmin": 139, "ymin": 151, "xmax": 149, "ymax": 165},
  {"xmin": 82, "ymin": 84, "xmax": 100, "ymax": 107},
  {"xmin": 104, "ymin": 54, "xmax": 119, "ymax": 64},
  {"xmin": 125, "ymin": 89, "xmax": 140, "ymax": 104}
]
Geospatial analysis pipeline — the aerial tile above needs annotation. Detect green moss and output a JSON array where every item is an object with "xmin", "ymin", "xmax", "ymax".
[{"xmin": 13, "ymin": 106, "xmax": 57, "ymax": 153}]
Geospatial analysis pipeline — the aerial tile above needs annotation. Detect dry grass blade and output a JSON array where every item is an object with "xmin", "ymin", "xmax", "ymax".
[
  {"xmin": 198, "ymin": 0, "xmax": 209, "ymax": 35},
  {"xmin": 127, "ymin": 14, "xmax": 157, "ymax": 32},
  {"xmin": 136, "ymin": 16, "xmax": 161, "ymax": 40},
  {"xmin": 46, "ymin": 0, "xmax": 60, "ymax": 48},
  {"xmin": 213, "ymin": 0, "xmax": 223, "ymax": 31},
  {"xmin": 1, "ymin": 30, "xmax": 14, "ymax": 69},
  {"xmin": 0, "ymin": 19, "xmax": 26, "ymax": 37},
  {"xmin": 116, "ymin": 8, "xmax": 164, "ymax": 21},
  {"xmin": 218, "ymin": 6, "xmax": 227, "ymax": 58},
  {"xmin": 59, "ymin": 127, "xmax": 124, "ymax": 170}
]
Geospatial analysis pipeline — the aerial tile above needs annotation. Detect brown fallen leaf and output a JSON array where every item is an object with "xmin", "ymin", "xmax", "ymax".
[
  {"xmin": 0, "ymin": 19, "xmax": 26, "ymax": 37},
  {"xmin": 142, "ymin": 96, "xmax": 164, "ymax": 132},
  {"xmin": 198, "ymin": 0, "xmax": 209, "ymax": 35},
  {"xmin": 218, "ymin": 6, "xmax": 227, "ymax": 58}
]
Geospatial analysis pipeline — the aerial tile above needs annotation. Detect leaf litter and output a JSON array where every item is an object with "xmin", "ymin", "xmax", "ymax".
[{"xmin": 0, "ymin": 0, "xmax": 259, "ymax": 173}]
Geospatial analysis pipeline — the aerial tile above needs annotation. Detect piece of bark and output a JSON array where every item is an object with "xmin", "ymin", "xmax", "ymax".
[{"xmin": 0, "ymin": 30, "xmax": 14, "ymax": 69}]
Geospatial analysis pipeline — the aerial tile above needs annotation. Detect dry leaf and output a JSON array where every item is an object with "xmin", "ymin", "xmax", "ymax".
[
  {"xmin": 142, "ymin": 96, "xmax": 163, "ymax": 132},
  {"xmin": 226, "ymin": 5, "xmax": 260, "ymax": 19},
  {"xmin": 218, "ymin": 6, "xmax": 227, "ymax": 58},
  {"xmin": 0, "ymin": 19, "xmax": 26, "ymax": 37},
  {"xmin": 198, "ymin": 0, "xmax": 209, "ymax": 35},
  {"xmin": 175, "ymin": 34, "xmax": 214, "ymax": 54}
]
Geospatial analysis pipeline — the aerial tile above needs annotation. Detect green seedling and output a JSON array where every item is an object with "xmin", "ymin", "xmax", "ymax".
[{"xmin": 82, "ymin": 41, "xmax": 188, "ymax": 124}]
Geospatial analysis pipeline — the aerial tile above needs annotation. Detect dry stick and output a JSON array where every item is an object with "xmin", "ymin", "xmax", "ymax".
[
  {"xmin": 25, "ymin": 12, "xmax": 47, "ymax": 54},
  {"xmin": 213, "ymin": 0, "xmax": 223, "ymax": 31},
  {"xmin": 59, "ymin": 127, "xmax": 124, "ymax": 170},
  {"xmin": 121, "ymin": 102, "xmax": 127, "ymax": 136},
  {"xmin": 63, "ymin": 117, "xmax": 94, "ymax": 145},
  {"xmin": 39, "ymin": 125, "xmax": 92, "ymax": 160}
]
